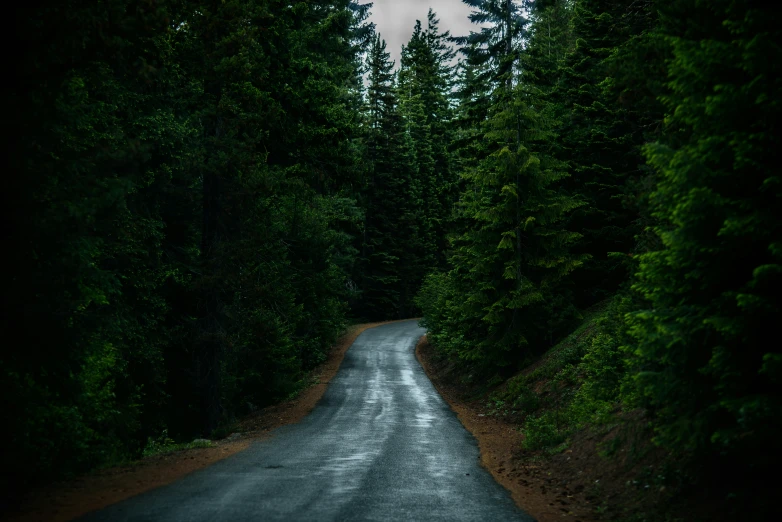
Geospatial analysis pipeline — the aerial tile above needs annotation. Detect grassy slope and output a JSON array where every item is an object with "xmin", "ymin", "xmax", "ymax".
[{"xmin": 421, "ymin": 298, "xmax": 718, "ymax": 521}]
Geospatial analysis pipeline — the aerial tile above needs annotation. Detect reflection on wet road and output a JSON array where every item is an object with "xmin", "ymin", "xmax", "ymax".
[{"xmin": 81, "ymin": 320, "xmax": 535, "ymax": 521}]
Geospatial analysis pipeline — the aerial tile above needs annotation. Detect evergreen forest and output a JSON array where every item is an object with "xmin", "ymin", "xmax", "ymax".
[{"xmin": 6, "ymin": 0, "xmax": 781, "ymax": 519}]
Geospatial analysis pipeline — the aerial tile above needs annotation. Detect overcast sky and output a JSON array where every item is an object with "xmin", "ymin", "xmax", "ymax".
[{"xmin": 366, "ymin": 0, "xmax": 479, "ymax": 68}]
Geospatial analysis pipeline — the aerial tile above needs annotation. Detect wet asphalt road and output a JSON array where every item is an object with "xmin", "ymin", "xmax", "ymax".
[{"xmin": 81, "ymin": 320, "xmax": 534, "ymax": 521}]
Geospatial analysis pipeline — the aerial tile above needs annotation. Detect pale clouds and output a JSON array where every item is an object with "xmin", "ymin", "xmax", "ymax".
[{"xmin": 366, "ymin": 0, "xmax": 480, "ymax": 68}]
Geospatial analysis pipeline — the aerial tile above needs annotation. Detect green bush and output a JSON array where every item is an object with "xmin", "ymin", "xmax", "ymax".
[
  {"xmin": 510, "ymin": 382, "xmax": 542, "ymax": 412},
  {"xmin": 142, "ymin": 430, "xmax": 213, "ymax": 458},
  {"xmin": 523, "ymin": 412, "xmax": 569, "ymax": 450}
]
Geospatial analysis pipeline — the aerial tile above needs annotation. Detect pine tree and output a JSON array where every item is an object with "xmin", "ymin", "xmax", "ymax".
[
  {"xmin": 543, "ymin": 0, "xmax": 640, "ymax": 306},
  {"xmin": 419, "ymin": 0, "xmax": 585, "ymax": 370},
  {"xmin": 358, "ymin": 12, "xmax": 458, "ymax": 319},
  {"xmin": 627, "ymin": 0, "xmax": 782, "ymax": 489},
  {"xmin": 8, "ymin": 0, "xmax": 202, "ymax": 486},
  {"xmin": 194, "ymin": 0, "xmax": 369, "ymax": 423},
  {"xmin": 399, "ymin": 11, "xmax": 459, "ymax": 263},
  {"xmin": 451, "ymin": 45, "xmax": 494, "ymax": 206},
  {"xmin": 454, "ymin": 0, "xmax": 528, "ymax": 89},
  {"xmin": 6, "ymin": 0, "xmax": 371, "ymax": 488},
  {"xmin": 448, "ymin": 87, "xmax": 585, "ymax": 367},
  {"xmin": 359, "ymin": 35, "xmax": 423, "ymax": 319},
  {"xmin": 360, "ymin": 35, "xmax": 403, "ymax": 318}
]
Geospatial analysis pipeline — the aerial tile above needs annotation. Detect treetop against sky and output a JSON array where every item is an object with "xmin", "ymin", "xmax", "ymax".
[{"xmin": 367, "ymin": 0, "xmax": 481, "ymax": 67}]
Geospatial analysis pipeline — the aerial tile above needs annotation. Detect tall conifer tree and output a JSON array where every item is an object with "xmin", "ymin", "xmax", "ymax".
[
  {"xmin": 419, "ymin": 0, "xmax": 585, "ymax": 369},
  {"xmin": 628, "ymin": 0, "xmax": 782, "ymax": 480}
]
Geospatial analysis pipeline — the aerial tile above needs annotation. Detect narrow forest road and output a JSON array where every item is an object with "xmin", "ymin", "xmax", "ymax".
[{"xmin": 80, "ymin": 321, "xmax": 534, "ymax": 522}]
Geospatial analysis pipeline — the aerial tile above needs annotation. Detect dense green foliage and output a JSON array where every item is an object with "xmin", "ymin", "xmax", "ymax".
[
  {"xmin": 628, "ymin": 0, "xmax": 782, "ymax": 481},
  {"xmin": 6, "ymin": 0, "xmax": 782, "ymax": 517},
  {"xmin": 416, "ymin": 0, "xmax": 781, "ymax": 517},
  {"xmin": 358, "ymin": 11, "xmax": 457, "ymax": 319},
  {"xmin": 6, "ymin": 0, "xmax": 372, "ymax": 497}
]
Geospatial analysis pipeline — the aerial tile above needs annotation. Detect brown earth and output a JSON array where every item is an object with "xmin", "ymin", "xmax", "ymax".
[
  {"xmin": 8, "ymin": 320, "xmax": 402, "ymax": 522},
  {"xmin": 416, "ymin": 334, "xmax": 681, "ymax": 522}
]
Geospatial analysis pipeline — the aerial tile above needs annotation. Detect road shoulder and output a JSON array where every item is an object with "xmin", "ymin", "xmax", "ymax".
[
  {"xmin": 415, "ymin": 334, "xmax": 597, "ymax": 522},
  {"xmin": 8, "ymin": 321, "xmax": 399, "ymax": 522}
]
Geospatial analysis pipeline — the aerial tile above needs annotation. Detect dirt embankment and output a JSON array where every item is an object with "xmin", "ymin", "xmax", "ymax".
[
  {"xmin": 416, "ymin": 335, "xmax": 581, "ymax": 522},
  {"xmin": 8, "ymin": 320, "xmax": 400, "ymax": 522},
  {"xmin": 416, "ymin": 334, "xmax": 677, "ymax": 522}
]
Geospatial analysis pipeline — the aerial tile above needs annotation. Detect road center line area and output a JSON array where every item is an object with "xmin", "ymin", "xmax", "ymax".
[{"xmin": 80, "ymin": 320, "xmax": 535, "ymax": 521}]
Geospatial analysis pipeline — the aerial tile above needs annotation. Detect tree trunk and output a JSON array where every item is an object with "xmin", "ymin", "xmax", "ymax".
[
  {"xmin": 199, "ymin": 2, "xmax": 225, "ymax": 436},
  {"xmin": 200, "ymin": 166, "xmax": 222, "ymax": 437}
]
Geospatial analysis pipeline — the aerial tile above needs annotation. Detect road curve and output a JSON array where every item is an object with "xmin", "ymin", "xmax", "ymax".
[{"xmin": 80, "ymin": 320, "xmax": 534, "ymax": 521}]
